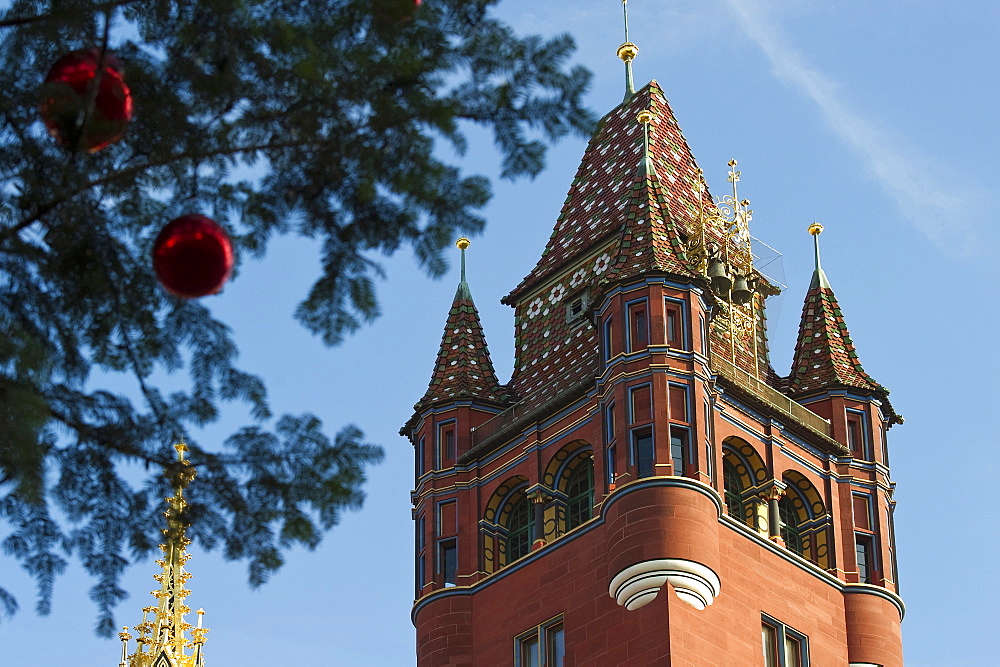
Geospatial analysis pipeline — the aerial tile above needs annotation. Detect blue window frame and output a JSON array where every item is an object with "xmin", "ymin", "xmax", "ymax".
[
  {"xmin": 626, "ymin": 297, "xmax": 649, "ymax": 352},
  {"xmin": 439, "ymin": 540, "xmax": 457, "ymax": 587},
  {"xmin": 602, "ymin": 316, "xmax": 615, "ymax": 363},
  {"xmin": 664, "ymin": 297, "xmax": 687, "ymax": 349},
  {"xmin": 437, "ymin": 420, "xmax": 457, "ymax": 469},
  {"xmin": 846, "ymin": 409, "xmax": 870, "ymax": 459}
]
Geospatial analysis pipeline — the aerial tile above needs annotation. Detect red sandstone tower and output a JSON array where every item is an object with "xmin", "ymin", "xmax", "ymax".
[{"xmin": 402, "ymin": 36, "xmax": 904, "ymax": 667}]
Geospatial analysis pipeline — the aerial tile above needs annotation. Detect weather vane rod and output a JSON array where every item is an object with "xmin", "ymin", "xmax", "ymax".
[{"xmin": 617, "ymin": 1, "xmax": 638, "ymax": 102}]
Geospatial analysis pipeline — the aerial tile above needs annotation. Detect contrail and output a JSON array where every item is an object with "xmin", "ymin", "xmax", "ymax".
[{"xmin": 724, "ymin": 0, "xmax": 991, "ymax": 259}]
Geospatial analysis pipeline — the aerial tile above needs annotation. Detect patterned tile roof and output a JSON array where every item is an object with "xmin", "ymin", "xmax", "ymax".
[
  {"xmin": 787, "ymin": 267, "xmax": 886, "ymax": 398},
  {"xmin": 415, "ymin": 280, "xmax": 508, "ymax": 411},
  {"xmin": 603, "ymin": 142, "xmax": 701, "ymax": 283},
  {"xmin": 504, "ymin": 81, "xmax": 712, "ymax": 305}
]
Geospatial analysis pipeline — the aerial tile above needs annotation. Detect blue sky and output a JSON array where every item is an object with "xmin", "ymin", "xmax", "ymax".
[{"xmin": 3, "ymin": 1, "xmax": 998, "ymax": 664}]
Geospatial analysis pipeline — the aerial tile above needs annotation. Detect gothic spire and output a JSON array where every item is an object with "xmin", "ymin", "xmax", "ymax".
[
  {"xmin": 787, "ymin": 225, "xmax": 889, "ymax": 402},
  {"xmin": 415, "ymin": 239, "xmax": 506, "ymax": 411},
  {"xmin": 119, "ymin": 443, "xmax": 209, "ymax": 667}
]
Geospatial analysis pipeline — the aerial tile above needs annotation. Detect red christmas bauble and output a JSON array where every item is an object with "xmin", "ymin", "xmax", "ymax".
[
  {"xmin": 40, "ymin": 48, "xmax": 133, "ymax": 153},
  {"xmin": 152, "ymin": 215, "xmax": 234, "ymax": 298}
]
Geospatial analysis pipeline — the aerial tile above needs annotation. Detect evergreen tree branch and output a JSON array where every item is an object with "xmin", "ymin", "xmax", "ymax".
[
  {"xmin": 0, "ymin": 1, "xmax": 143, "ymax": 29},
  {"xmin": 3, "ymin": 138, "xmax": 317, "ymax": 241}
]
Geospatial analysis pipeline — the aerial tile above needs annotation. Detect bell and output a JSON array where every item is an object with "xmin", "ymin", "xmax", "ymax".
[
  {"xmin": 731, "ymin": 275, "xmax": 752, "ymax": 305},
  {"xmin": 707, "ymin": 259, "xmax": 731, "ymax": 296}
]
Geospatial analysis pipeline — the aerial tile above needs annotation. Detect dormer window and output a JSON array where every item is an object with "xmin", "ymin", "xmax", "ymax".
[{"xmin": 565, "ymin": 291, "xmax": 589, "ymax": 325}]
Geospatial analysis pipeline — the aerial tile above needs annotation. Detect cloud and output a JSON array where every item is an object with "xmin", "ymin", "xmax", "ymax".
[{"xmin": 723, "ymin": 0, "xmax": 993, "ymax": 259}]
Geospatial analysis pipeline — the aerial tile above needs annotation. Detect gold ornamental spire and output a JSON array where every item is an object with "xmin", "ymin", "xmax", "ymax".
[
  {"xmin": 617, "ymin": 0, "xmax": 638, "ymax": 102},
  {"xmin": 119, "ymin": 443, "xmax": 209, "ymax": 667}
]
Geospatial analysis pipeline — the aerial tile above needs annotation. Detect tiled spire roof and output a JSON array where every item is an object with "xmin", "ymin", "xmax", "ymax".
[
  {"xmin": 504, "ymin": 81, "xmax": 711, "ymax": 305},
  {"xmin": 416, "ymin": 258, "xmax": 507, "ymax": 411},
  {"xmin": 787, "ymin": 226, "xmax": 886, "ymax": 398},
  {"xmin": 604, "ymin": 111, "xmax": 701, "ymax": 282}
]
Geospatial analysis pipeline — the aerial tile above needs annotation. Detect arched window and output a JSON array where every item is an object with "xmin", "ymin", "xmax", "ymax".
[
  {"xmin": 779, "ymin": 496, "xmax": 803, "ymax": 556},
  {"xmin": 507, "ymin": 496, "xmax": 534, "ymax": 562},
  {"xmin": 565, "ymin": 462, "xmax": 594, "ymax": 531},
  {"xmin": 723, "ymin": 460, "xmax": 745, "ymax": 523}
]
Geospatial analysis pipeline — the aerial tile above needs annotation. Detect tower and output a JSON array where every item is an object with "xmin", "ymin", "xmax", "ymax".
[{"xmin": 402, "ymin": 18, "xmax": 904, "ymax": 667}]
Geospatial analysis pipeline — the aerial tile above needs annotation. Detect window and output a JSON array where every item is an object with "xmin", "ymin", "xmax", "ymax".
[
  {"xmin": 603, "ymin": 317, "xmax": 615, "ymax": 363},
  {"xmin": 416, "ymin": 435, "xmax": 426, "ymax": 479},
  {"xmin": 628, "ymin": 300, "xmax": 649, "ymax": 351},
  {"xmin": 762, "ymin": 614, "xmax": 809, "ymax": 666},
  {"xmin": 515, "ymin": 616, "xmax": 565, "ymax": 667},
  {"xmin": 669, "ymin": 426, "xmax": 688, "ymax": 476},
  {"xmin": 704, "ymin": 400, "xmax": 715, "ymax": 486},
  {"xmin": 415, "ymin": 515, "xmax": 426, "ymax": 595},
  {"xmin": 853, "ymin": 493, "xmax": 877, "ymax": 584},
  {"xmin": 547, "ymin": 623, "xmax": 565, "ymax": 666},
  {"xmin": 723, "ymin": 460, "xmax": 745, "ymax": 522},
  {"xmin": 633, "ymin": 428, "xmax": 654, "ymax": 478},
  {"xmin": 665, "ymin": 299, "xmax": 685, "ymax": 348},
  {"xmin": 566, "ymin": 292, "xmax": 589, "ymax": 325},
  {"xmin": 846, "ymin": 410, "xmax": 870, "ymax": 459},
  {"xmin": 778, "ymin": 496, "xmax": 803, "ymax": 556},
  {"xmin": 507, "ymin": 496, "xmax": 534, "ymax": 562},
  {"xmin": 439, "ymin": 540, "xmax": 457, "ymax": 587},
  {"xmin": 855, "ymin": 535, "xmax": 875, "ymax": 584},
  {"xmin": 605, "ymin": 401, "xmax": 617, "ymax": 487},
  {"xmin": 605, "ymin": 402, "xmax": 616, "ymax": 444},
  {"xmin": 699, "ymin": 312, "xmax": 709, "ymax": 356},
  {"xmin": 566, "ymin": 463, "xmax": 593, "ymax": 531},
  {"xmin": 438, "ymin": 422, "xmax": 456, "ymax": 469}
]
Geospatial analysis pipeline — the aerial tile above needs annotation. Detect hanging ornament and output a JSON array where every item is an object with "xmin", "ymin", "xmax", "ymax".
[
  {"xmin": 39, "ymin": 48, "xmax": 133, "ymax": 153},
  {"xmin": 152, "ymin": 215, "xmax": 234, "ymax": 298}
]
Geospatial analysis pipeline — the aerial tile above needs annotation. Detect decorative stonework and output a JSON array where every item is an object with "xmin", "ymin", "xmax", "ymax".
[{"xmin": 609, "ymin": 558, "xmax": 721, "ymax": 611}]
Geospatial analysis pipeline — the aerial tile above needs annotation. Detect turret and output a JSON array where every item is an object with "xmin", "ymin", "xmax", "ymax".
[{"xmin": 787, "ymin": 224, "xmax": 904, "ymax": 666}]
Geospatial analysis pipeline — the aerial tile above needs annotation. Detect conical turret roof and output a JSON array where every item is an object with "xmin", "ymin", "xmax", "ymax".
[
  {"xmin": 788, "ymin": 228, "xmax": 889, "ymax": 402},
  {"xmin": 416, "ymin": 266, "xmax": 506, "ymax": 411}
]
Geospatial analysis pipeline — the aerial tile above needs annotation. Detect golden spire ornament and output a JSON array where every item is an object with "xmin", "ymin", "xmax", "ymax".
[
  {"xmin": 617, "ymin": 0, "xmax": 638, "ymax": 102},
  {"xmin": 118, "ymin": 443, "xmax": 209, "ymax": 667}
]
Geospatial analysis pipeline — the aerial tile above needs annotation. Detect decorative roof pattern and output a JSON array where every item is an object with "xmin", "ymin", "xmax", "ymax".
[
  {"xmin": 604, "ymin": 141, "xmax": 701, "ymax": 283},
  {"xmin": 787, "ymin": 272, "xmax": 883, "ymax": 397},
  {"xmin": 504, "ymin": 81, "xmax": 712, "ymax": 305},
  {"xmin": 416, "ymin": 280, "xmax": 507, "ymax": 410}
]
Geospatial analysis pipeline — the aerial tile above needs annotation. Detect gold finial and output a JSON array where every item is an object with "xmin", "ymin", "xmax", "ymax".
[
  {"xmin": 636, "ymin": 109, "xmax": 653, "ymax": 124},
  {"xmin": 808, "ymin": 222, "xmax": 824, "ymax": 236},
  {"xmin": 456, "ymin": 237, "xmax": 470, "ymax": 283},
  {"xmin": 617, "ymin": 42, "xmax": 639, "ymax": 62}
]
